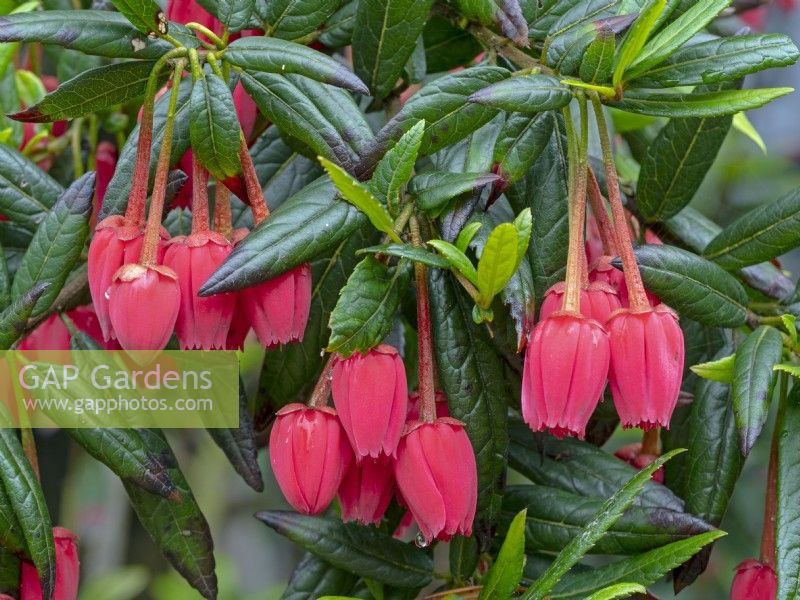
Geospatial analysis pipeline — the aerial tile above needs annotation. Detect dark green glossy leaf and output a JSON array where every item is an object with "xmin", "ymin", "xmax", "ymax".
[
  {"xmin": 101, "ymin": 77, "xmax": 192, "ymax": 219},
  {"xmin": 410, "ymin": 171, "xmax": 499, "ymax": 214},
  {"xmin": 0, "ymin": 428, "xmax": 55, "ymax": 600},
  {"xmin": 468, "ymin": 74, "xmax": 572, "ymax": 114},
  {"xmin": 0, "ymin": 548, "xmax": 20, "ymax": 596},
  {"xmin": 327, "ymin": 256, "xmax": 411, "ymax": 357},
  {"xmin": 358, "ymin": 244, "xmax": 451, "ymax": 269},
  {"xmin": 11, "ymin": 60, "xmax": 162, "ymax": 122},
  {"xmin": 732, "ymin": 325, "xmax": 783, "ymax": 456},
  {"xmin": 225, "ymin": 36, "xmax": 369, "ymax": 95},
  {"xmin": 632, "ymin": 34, "xmax": 800, "ymax": 88},
  {"xmin": 256, "ymin": 511, "xmax": 433, "ymax": 588},
  {"xmin": 124, "ymin": 430, "xmax": 217, "ymax": 600},
  {"xmin": 608, "ymin": 87, "xmax": 793, "ymax": 117},
  {"xmin": 199, "ymin": 0, "xmax": 258, "ymax": 33},
  {"xmin": 190, "ymin": 73, "xmax": 242, "ymax": 181},
  {"xmin": 0, "ymin": 244, "xmax": 9, "ymax": 312},
  {"xmin": 0, "ymin": 282, "xmax": 48, "ymax": 349},
  {"xmin": 201, "ymin": 177, "xmax": 364, "ymax": 294},
  {"xmin": 636, "ymin": 101, "xmax": 732, "ymax": 221},
  {"xmin": 0, "ymin": 144, "xmax": 63, "ymax": 232},
  {"xmin": 703, "ymin": 188, "xmax": 800, "ymax": 270},
  {"xmin": 429, "ymin": 270, "xmax": 510, "ymax": 546},
  {"xmin": 423, "ymin": 16, "xmax": 482, "ymax": 73},
  {"xmin": 239, "ymin": 71, "xmax": 372, "ymax": 174},
  {"xmin": 613, "ymin": 244, "xmax": 748, "ymax": 327},
  {"xmin": 0, "ymin": 11, "xmax": 196, "ymax": 59},
  {"xmin": 524, "ymin": 0, "xmax": 579, "ymax": 40},
  {"xmin": 66, "ymin": 428, "xmax": 180, "ymax": 500},
  {"xmin": 493, "ymin": 110, "xmax": 555, "ymax": 185},
  {"xmin": 777, "ymin": 383, "xmax": 800, "ymax": 600},
  {"xmin": 520, "ymin": 450, "xmax": 687, "ymax": 600},
  {"xmin": 0, "ymin": 464, "xmax": 26, "ymax": 557},
  {"xmin": 580, "ymin": 29, "xmax": 615, "ymax": 84},
  {"xmin": 352, "ymin": 0, "xmax": 433, "ymax": 100},
  {"xmin": 262, "ymin": 0, "xmax": 339, "ymax": 39},
  {"xmin": 449, "ymin": 535, "xmax": 479, "ymax": 585},
  {"xmin": 318, "ymin": 1, "xmax": 357, "ymax": 48},
  {"xmin": 10, "ymin": 172, "xmax": 94, "ymax": 317},
  {"xmin": 369, "ymin": 120, "xmax": 425, "ymax": 208},
  {"xmin": 109, "ymin": 0, "xmax": 164, "ymax": 35},
  {"xmin": 281, "ymin": 552, "xmax": 358, "ymax": 600},
  {"xmin": 478, "ymin": 508, "xmax": 526, "ymax": 600}
]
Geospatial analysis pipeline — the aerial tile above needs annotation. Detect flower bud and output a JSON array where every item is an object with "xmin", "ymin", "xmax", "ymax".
[
  {"xmin": 94, "ymin": 141, "xmax": 116, "ymax": 211},
  {"xmin": 607, "ymin": 305, "xmax": 684, "ymax": 429},
  {"xmin": 241, "ymin": 264, "xmax": 312, "ymax": 348},
  {"xmin": 107, "ymin": 264, "xmax": 180, "ymax": 352},
  {"xmin": 269, "ymin": 404, "xmax": 353, "ymax": 515},
  {"xmin": 331, "ymin": 345, "xmax": 408, "ymax": 459},
  {"xmin": 20, "ymin": 527, "xmax": 79, "ymax": 600},
  {"xmin": 393, "ymin": 418, "xmax": 477, "ymax": 543},
  {"xmin": 522, "ymin": 312, "xmax": 610, "ymax": 439},
  {"xmin": 730, "ymin": 559, "xmax": 777, "ymax": 600},
  {"xmin": 338, "ymin": 456, "xmax": 394, "ymax": 525},
  {"xmin": 163, "ymin": 232, "xmax": 235, "ymax": 350}
]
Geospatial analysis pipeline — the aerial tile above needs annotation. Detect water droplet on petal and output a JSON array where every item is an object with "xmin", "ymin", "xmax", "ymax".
[
  {"xmin": 104, "ymin": 288, "xmax": 111, "ymax": 300},
  {"xmin": 414, "ymin": 531, "xmax": 429, "ymax": 548}
]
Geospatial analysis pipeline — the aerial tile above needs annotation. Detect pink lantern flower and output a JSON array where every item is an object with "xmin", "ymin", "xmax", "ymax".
[
  {"xmin": 20, "ymin": 527, "xmax": 79, "ymax": 600},
  {"xmin": 338, "ymin": 455, "xmax": 395, "ymax": 525},
  {"xmin": 730, "ymin": 559, "xmax": 777, "ymax": 600}
]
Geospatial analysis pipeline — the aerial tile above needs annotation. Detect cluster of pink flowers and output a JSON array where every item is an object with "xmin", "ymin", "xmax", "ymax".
[{"xmin": 269, "ymin": 345, "xmax": 478, "ymax": 544}]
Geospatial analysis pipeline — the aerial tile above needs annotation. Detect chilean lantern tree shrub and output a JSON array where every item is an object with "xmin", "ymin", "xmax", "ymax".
[{"xmin": 0, "ymin": 0, "xmax": 799, "ymax": 597}]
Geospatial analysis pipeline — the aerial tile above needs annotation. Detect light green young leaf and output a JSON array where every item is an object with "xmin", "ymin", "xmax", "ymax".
[
  {"xmin": 319, "ymin": 157, "xmax": 401, "ymax": 243},
  {"xmin": 586, "ymin": 583, "xmax": 647, "ymax": 600},
  {"xmin": 428, "ymin": 239, "xmax": 478, "ymax": 287},
  {"xmin": 613, "ymin": 0, "xmax": 667, "ymax": 88},
  {"xmin": 513, "ymin": 208, "xmax": 533, "ymax": 269},
  {"xmin": 455, "ymin": 222, "xmax": 482, "ymax": 254},
  {"xmin": 782, "ymin": 313, "xmax": 798, "ymax": 346},
  {"xmin": 691, "ymin": 354, "xmax": 736, "ymax": 383},
  {"xmin": 733, "ymin": 112, "xmax": 767, "ymax": 154},
  {"xmin": 369, "ymin": 119, "xmax": 425, "ymax": 211},
  {"xmin": 479, "ymin": 509, "xmax": 527, "ymax": 600},
  {"xmin": 476, "ymin": 223, "xmax": 519, "ymax": 309},
  {"xmin": 774, "ymin": 363, "xmax": 800, "ymax": 379}
]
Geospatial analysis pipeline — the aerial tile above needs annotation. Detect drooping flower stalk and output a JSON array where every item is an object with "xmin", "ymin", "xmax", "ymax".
[
  {"xmin": 239, "ymin": 136, "xmax": 269, "ymax": 225},
  {"xmin": 214, "ymin": 184, "xmax": 233, "ymax": 240},
  {"xmin": 586, "ymin": 168, "xmax": 619, "ymax": 256},
  {"xmin": 190, "ymin": 155, "xmax": 210, "ymax": 235},
  {"xmin": 308, "ymin": 357, "xmax": 335, "ymax": 408},
  {"xmin": 410, "ymin": 215, "xmax": 436, "ymax": 423}
]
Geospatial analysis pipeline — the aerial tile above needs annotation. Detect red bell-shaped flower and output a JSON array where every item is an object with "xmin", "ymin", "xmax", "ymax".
[
  {"xmin": 20, "ymin": 527, "xmax": 79, "ymax": 600},
  {"xmin": 730, "ymin": 559, "xmax": 777, "ymax": 600},
  {"xmin": 338, "ymin": 455, "xmax": 395, "ymax": 525},
  {"xmin": 393, "ymin": 418, "xmax": 477, "ymax": 543},
  {"xmin": 19, "ymin": 305, "xmax": 120, "ymax": 351},
  {"xmin": 107, "ymin": 264, "xmax": 180, "ymax": 352},
  {"xmin": 269, "ymin": 403, "xmax": 353, "ymax": 515},
  {"xmin": 331, "ymin": 345, "xmax": 408, "ymax": 459},
  {"xmin": 241, "ymin": 263, "xmax": 312, "ymax": 348},
  {"xmin": 607, "ymin": 305, "xmax": 684, "ymax": 430},
  {"xmin": 522, "ymin": 312, "xmax": 610, "ymax": 439},
  {"xmin": 164, "ymin": 231, "xmax": 235, "ymax": 350}
]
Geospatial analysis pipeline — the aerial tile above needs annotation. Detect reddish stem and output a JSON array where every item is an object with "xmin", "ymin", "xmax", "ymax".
[
  {"xmin": 125, "ymin": 95, "xmax": 156, "ymax": 227},
  {"xmin": 308, "ymin": 357, "xmax": 334, "ymax": 408},
  {"xmin": 214, "ymin": 184, "xmax": 233, "ymax": 241},
  {"xmin": 587, "ymin": 168, "xmax": 619, "ymax": 256},
  {"xmin": 191, "ymin": 154, "xmax": 210, "ymax": 235},
  {"xmin": 411, "ymin": 217, "xmax": 436, "ymax": 423},
  {"xmin": 239, "ymin": 137, "xmax": 269, "ymax": 225},
  {"xmin": 641, "ymin": 428, "xmax": 660, "ymax": 456},
  {"xmin": 760, "ymin": 375, "xmax": 785, "ymax": 568},
  {"xmin": 562, "ymin": 97, "xmax": 589, "ymax": 314}
]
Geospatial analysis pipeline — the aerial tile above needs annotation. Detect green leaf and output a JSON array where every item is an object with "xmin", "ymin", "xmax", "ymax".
[
  {"xmin": 493, "ymin": 110, "xmax": 556, "ymax": 185},
  {"xmin": 109, "ymin": 0, "xmax": 164, "ymax": 35},
  {"xmin": 0, "ymin": 282, "xmax": 48, "ymax": 349},
  {"xmin": 733, "ymin": 112, "xmax": 767, "ymax": 154},
  {"xmin": 0, "ymin": 428, "xmax": 55, "ymax": 600},
  {"xmin": 475, "ymin": 222, "xmax": 519, "ymax": 308},
  {"xmin": 224, "ymin": 36, "xmax": 369, "ymax": 95},
  {"xmin": 239, "ymin": 72, "xmax": 372, "ymax": 174},
  {"xmin": 613, "ymin": 244, "xmax": 748, "ymax": 327},
  {"xmin": 0, "ymin": 549, "xmax": 20, "ymax": 597},
  {"xmin": 369, "ymin": 119, "xmax": 425, "ymax": 208},
  {"xmin": 327, "ymin": 255, "xmax": 411, "ymax": 357},
  {"xmin": 200, "ymin": 0, "xmax": 258, "ymax": 33},
  {"xmin": 429, "ymin": 270, "xmax": 511, "ymax": 543},
  {"xmin": 525, "ymin": 0, "xmax": 582, "ymax": 41},
  {"xmin": 625, "ymin": 0, "xmax": 731, "ymax": 78},
  {"xmin": 124, "ymin": 431, "xmax": 217, "ymax": 600},
  {"xmin": 0, "ymin": 11, "xmax": 194, "ymax": 58},
  {"xmin": 513, "ymin": 208, "xmax": 533, "ymax": 267},
  {"xmin": 732, "ymin": 325, "xmax": 783, "ymax": 456},
  {"xmin": 585, "ymin": 583, "xmax": 647, "ymax": 600},
  {"xmin": 201, "ymin": 177, "xmax": 365, "ymax": 294},
  {"xmin": 256, "ymin": 511, "xmax": 432, "ymax": 588},
  {"xmin": 189, "ymin": 72, "xmax": 242, "ymax": 181},
  {"xmin": 580, "ymin": 29, "xmax": 615, "ymax": 84},
  {"xmin": 10, "ymin": 60, "xmax": 163, "ymax": 122},
  {"xmin": 423, "ymin": 16, "xmax": 482, "ymax": 73},
  {"xmin": 631, "ymin": 33, "xmax": 799, "ymax": 88},
  {"xmin": 479, "ymin": 508, "xmax": 527, "ymax": 600},
  {"xmin": 0, "ymin": 456, "xmax": 27, "ymax": 557},
  {"xmin": 782, "ymin": 314, "xmax": 798, "ymax": 346},
  {"xmin": 358, "ymin": 243, "xmax": 451, "ymax": 269},
  {"xmin": 690, "ymin": 353, "xmax": 735, "ymax": 383},
  {"xmin": 10, "ymin": 172, "xmax": 94, "ymax": 317},
  {"xmin": 428, "ymin": 240, "xmax": 478, "ymax": 286},
  {"xmin": 0, "ymin": 143, "xmax": 63, "ymax": 231},
  {"xmin": 282, "ymin": 553, "xmax": 358, "ymax": 600},
  {"xmin": 775, "ymin": 363, "xmax": 800, "ymax": 379},
  {"xmin": 410, "ymin": 171, "xmax": 500, "ymax": 215},
  {"xmin": 776, "ymin": 383, "xmax": 800, "ymax": 600},
  {"xmin": 520, "ymin": 449, "xmax": 685, "ymax": 600},
  {"xmin": 703, "ymin": 188, "xmax": 800, "ymax": 270},
  {"xmin": 636, "ymin": 94, "xmax": 732, "ymax": 221},
  {"xmin": 546, "ymin": 531, "xmax": 725, "ymax": 598},
  {"xmin": 262, "ymin": 0, "xmax": 340, "ymax": 40},
  {"xmin": 468, "ymin": 74, "xmax": 573, "ymax": 114},
  {"xmin": 608, "ymin": 87, "xmax": 793, "ymax": 117},
  {"xmin": 456, "ymin": 222, "xmax": 483, "ymax": 254},
  {"xmin": 318, "ymin": 1, "xmax": 357, "ymax": 48},
  {"xmin": 613, "ymin": 0, "xmax": 666, "ymax": 87},
  {"xmin": 66, "ymin": 428, "xmax": 180, "ymax": 500},
  {"xmin": 359, "ymin": 67, "xmax": 510, "ymax": 172},
  {"xmin": 352, "ymin": 0, "xmax": 434, "ymax": 100},
  {"xmin": 450, "ymin": 535, "xmax": 479, "ymax": 585},
  {"xmin": 319, "ymin": 157, "xmax": 401, "ymax": 243}
]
